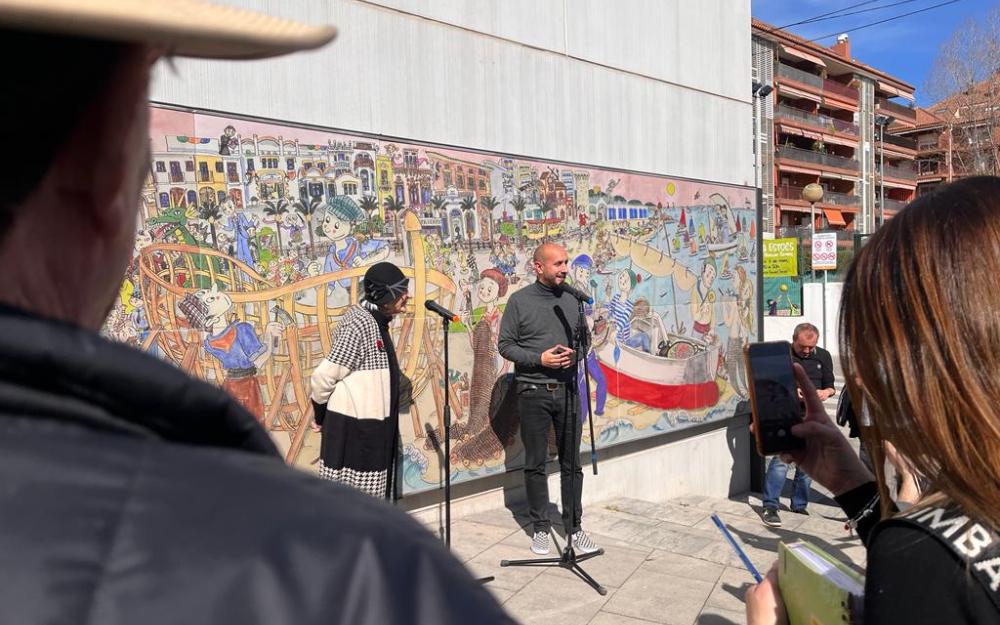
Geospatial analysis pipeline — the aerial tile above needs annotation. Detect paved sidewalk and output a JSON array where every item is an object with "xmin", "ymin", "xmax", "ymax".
[{"xmin": 437, "ymin": 491, "xmax": 866, "ymax": 625}]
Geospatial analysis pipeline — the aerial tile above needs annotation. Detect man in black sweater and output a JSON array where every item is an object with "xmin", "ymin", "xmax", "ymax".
[
  {"xmin": 761, "ymin": 323, "xmax": 836, "ymax": 527},
  {"xmin": 499, "ymin": 242, "xmax": 599, "ymax": 556}
]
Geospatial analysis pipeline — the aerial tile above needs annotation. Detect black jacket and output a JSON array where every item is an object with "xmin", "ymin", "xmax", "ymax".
[{"xmin": 0, "ymin": 307, "xmax": 513, "ymax": 625}]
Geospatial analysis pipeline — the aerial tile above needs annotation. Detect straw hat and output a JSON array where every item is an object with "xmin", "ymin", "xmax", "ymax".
[{"xmin": 0, "ymin": 0, "xmax": 336, "ymax": 59}]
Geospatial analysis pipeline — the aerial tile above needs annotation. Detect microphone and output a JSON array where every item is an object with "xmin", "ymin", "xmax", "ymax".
[
  {"xmin": 424, "ymin": 299, "xmax": 459, "ymax": 322},
  {"xmin": 557, "ymin": 282, "xmax": 594, "ymax": 305}
]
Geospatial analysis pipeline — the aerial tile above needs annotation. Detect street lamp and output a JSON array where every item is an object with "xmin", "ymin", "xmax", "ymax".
[
  {"xmin": 875, "ymin": 114, "xmax": 895, "ymax": 228},
  {"xmin": 801, "ymin": 183, "xmax": 824, "ymax": 281},
  {"xmin": 751, "ymin": 81, "xmax": 774, "ymax": 191}
]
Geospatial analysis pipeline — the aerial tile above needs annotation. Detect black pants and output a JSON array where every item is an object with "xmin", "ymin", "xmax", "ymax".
[{"xmin": 517, "ymin": 381, "xmax": 583, "ymax": 534}]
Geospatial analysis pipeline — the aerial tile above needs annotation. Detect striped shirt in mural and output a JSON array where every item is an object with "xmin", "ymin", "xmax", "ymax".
[{"xmin": 608, "ymin": 294, "xmax": 634, "ymax": 342}]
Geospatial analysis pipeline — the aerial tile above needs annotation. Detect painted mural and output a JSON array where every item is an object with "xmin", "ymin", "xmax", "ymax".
[{"xmin": 103, "ymin": 107, "xmax": 759, "ymax": 494}]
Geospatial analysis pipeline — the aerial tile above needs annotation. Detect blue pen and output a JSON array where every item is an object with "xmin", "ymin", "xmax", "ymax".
[{"xmin": 710, "ymin": 513, "xmax": 763, "ymax": 583}]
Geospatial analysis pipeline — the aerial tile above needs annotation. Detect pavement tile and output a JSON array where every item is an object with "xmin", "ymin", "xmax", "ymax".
[
  {"xmin": 536, "ymin": 542, "xmax": 652, "ymax": 589},
  {"xmin": 589, "ymin": 611, "xmax": 664, "ymax": 625},
  {"xmin": 704, "ymin": 566, "xmax": 755, "ymax": 613},
  {"xmin": 603, "ymin": 568, "xmax": 716, "ymax": 625},
  {"xmin": 695, "ymin": 605, "xmax": 747, "ymax": 625},
  {"xmin": 448, "ymin": 520, "xmax": 523, "ymax": 563},
  {"xmin": 503, "ymin": 568, "xmax": 612, "ymax": 625},
  {"xmin": 603, "ymin": 498, "xmax": 713, "ymax": 527},
  {"xmin": 465, "ymin": 543, "xmax": 548, "ymax": 593},
  {"xmin": 640, "ymin": 550, "xmax": 725, "ymax": 583}
]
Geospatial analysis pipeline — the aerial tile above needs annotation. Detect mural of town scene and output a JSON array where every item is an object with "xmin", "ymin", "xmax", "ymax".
[{"xmin": 103, "ymin": 107, "xmax": 759, "ymax": 494}]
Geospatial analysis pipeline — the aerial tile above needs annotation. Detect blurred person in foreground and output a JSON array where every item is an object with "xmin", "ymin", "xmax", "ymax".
[
  {"xmin": 0, "ymin": 2, "xmax": 512, "ymax": 623},
  {"xmin": 746, "ymin": 177, "xmax": 1000, "ymax": 624}
]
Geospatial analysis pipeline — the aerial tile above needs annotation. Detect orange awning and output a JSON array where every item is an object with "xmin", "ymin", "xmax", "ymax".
[
  {"xmin": 779, "ymin": 84, "xmax": 822, "ymax": 102},
  {"xmin": 782, "ymin": 44, "xmax": 827, "ymax": 68},
  {"xmin": 823, "ymin": 208, "xmax": 846, "ymax": 226},
  {"xmin": 878, "ymin": 80, "xmax": 915, "ymax": 101}
]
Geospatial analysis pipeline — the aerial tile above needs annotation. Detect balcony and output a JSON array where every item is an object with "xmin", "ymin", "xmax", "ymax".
[
  {"xmin": 777, "ymin": 185, "xmax": 860, "ymax": 208},
  {"xmin": 878, "ymin": 197, "xmax": 909, "ymax": 212},
  {"xmin": 823, "ymin": 78, "xmax": 859, "ymax": 100},
  {"xmin": 876, "ymin": 97, "xmax": 917, "ymax": 123},
  {"xmin": 777, "ymin": 145, "xmax": 860, "ymax": 172},
  {"xmin": 881, "ymin": 162, "xmax": 917, "ymax": 181},
  {"xmin": 882, "ymin": 133, "xmax": 917, "ymax": 150},
  {"xmin": 776, "ymin": 105, "xmax": 859, "ymax": 136},
  {"xmin": 777, "ymin": 63, "xmax": 823, "ymax": 90}
]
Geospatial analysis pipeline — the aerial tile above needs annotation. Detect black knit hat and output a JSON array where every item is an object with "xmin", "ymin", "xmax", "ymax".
[{"xmin": 363, "ymin": 262, "xmax": 409, "ymax": 305}]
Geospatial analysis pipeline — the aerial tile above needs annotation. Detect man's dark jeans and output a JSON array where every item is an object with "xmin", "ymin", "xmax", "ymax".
[{"xmin": 517, "ymin": 381, "xmax": 583, "ymax": 534}]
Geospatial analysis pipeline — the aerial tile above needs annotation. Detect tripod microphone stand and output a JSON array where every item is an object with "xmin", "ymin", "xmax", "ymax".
[{"xmin": 500, "ymin": 297, "xmax": 606, "ymax": 595}]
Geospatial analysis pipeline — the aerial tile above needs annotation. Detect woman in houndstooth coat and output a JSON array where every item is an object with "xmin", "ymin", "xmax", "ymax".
[{"xmin": 310, "ymin": 262, "xmax": 409, "ymax": 500}]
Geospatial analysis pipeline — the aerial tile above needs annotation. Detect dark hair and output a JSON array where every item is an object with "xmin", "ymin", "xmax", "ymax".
[{"xmin": 0, "ymin": 29, "xmax": 126, "ymax": 242}]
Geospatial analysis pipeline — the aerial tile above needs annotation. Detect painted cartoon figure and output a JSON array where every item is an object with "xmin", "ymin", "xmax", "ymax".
[
  {"xmin": 607, "ymin": 268, "xmax": 652, "ymax": 353},
  {"xmin": 221, "ymin": 199, "xmax": 257, "ymax": 268},
  {"xmin": 570, "ymin": 254, "xmax": 606, "ymax": 418},
  {"xmin": 218, "ymin": 124, "xmax": 238, "ymax": 156},
  {"xmin": 320, "ymin": 195, "xmax": 389, "ymax": 304},
  {"xmin": 177, "ymin": 284, "xmax": 282, "ymax": 422}
]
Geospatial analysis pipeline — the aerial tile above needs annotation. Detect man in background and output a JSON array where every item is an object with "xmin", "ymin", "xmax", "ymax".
[{"xmin": 760, "ymin": 323, "xmax": 835, "ymax": 527}]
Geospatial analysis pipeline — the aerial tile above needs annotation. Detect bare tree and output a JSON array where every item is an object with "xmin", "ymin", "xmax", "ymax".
[{"xmin": 925, "ymin": 7, "xmax": 1000, "ymax": 177}]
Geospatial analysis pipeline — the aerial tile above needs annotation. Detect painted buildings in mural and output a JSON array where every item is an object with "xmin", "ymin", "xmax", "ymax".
[{"xmin": 111, "ymin": 110, "xmax": 758, "ymax": 494}]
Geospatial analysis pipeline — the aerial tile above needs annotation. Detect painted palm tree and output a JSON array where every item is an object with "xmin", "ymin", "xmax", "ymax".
[
  {"xmin": 383, "ymin": 196, "xmax": 406, "ymax": 244},
  {"xmin": 293, "ymin": 196, "xmax": 321, "ymax": 251},
  {"xmin": 460, "ymin": 196, "xmax": 477, "ymax": 254},
  {"xmin": 197, "ymin": 199, "xmax": 222, "ymax": 248},
  {"xmin": 359, "ymin": 195, "xmax": 379, "ymax": 235},
  {"xmin": 479, "ymin": 195, "xmax": 499, "ymax": 242},
  {"xmin": 511, "ymin": 194, "xmax": 527, "ymax": 245},
  {"xmin": 263, "ymin": 198, "xmax": 290, "ymax": 256}
]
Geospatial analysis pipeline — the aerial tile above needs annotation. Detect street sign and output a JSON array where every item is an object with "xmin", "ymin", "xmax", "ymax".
[{"xmin": 812, "ymin": 232, "xmax": 837, "ymax": 270}]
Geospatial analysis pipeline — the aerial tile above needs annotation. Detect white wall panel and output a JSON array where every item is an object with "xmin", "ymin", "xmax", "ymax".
[{"xmin": 151, "ymin": 0, "xmax": 751, "ymax": 185}]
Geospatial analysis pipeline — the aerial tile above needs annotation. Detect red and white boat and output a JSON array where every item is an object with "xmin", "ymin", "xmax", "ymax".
[{"xmin": 595, "ymin": 334, "xmax": 720, "ymax": 410}]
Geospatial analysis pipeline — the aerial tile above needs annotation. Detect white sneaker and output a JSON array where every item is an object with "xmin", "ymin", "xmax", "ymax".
[
  {"xmin": 571, "ymin": 530, "xmax": 599, "ymax": 554},
  {"xmin": 531, "ymin": 530, "xmax": 550, "ymax": 555}
]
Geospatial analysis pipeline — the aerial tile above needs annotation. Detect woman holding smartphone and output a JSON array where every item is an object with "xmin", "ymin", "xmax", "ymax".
[{"xmin": 747, "ymin": 177, "xmax": 1000, "ymax": 624}]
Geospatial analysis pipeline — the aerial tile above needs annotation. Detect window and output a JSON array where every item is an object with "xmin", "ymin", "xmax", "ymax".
[
  {"xmin": 155, "ymin": 161, "xmax": 166, "ymax": 173},
  {"xmin": 327, "ymin": 183, "xmax": 337, "ymax": 197},
  {"xmin": 159, "ymin": 192, "xmax": 169, "ymax": 207},
  {"xmin": 226, "ymin": 162, "xmax": 239, "ymax": 183},
  {"xmin": 478, "ymin": 168, "xmax": 486, "ymax": 176},
  {"xmin": 380, "ymin": 170, "xmax": 388, "ymax": 185},
  {"xmin": 361, "ymin": 170, "xmax": 371, "ymax": 192},
  {"xmin": 304, "ymin": 161, "xmax": 313, "ymax": 170},
  {"xmin": 215, "ymin": 162, "xmax": 224, "ymax": 173},
  {"xmin": 457, "ymin": 176, "xmax": 465, "ymax": 189},
  {"xmin": 444, "ymin": 172, "xmax": 453, "ymax": 187},
  {"xmin": 185, "ymin": 161, "xmax": 194, "ymax": 172},
  {"xmin": 317, "ymin": 162, "xmax": 326, "ymax": 171},
  {"xmin": 479, "ymin": 179, "xmax": 487, "ymax": 191},
  {"xmin": 187, "ymin": 190, "xmax": 197, "ymax": 205},
  {"xmin": 345, "ymin": 183, "xmax": 358, "ymax": 196},
  {"xmin": 287, "ymin": 158, "xmax": 295, "ymax": 171},
  {"xmin": 607, "ymin": 208, "xmax": 615, "ymax": 220},
  {"xmin": 169, "ymin": 161, "xmax": 183, "ymax": 183},
  {"xmin": 198, "ymin": 162, "xmax": 210, "ymax": 182},
  {"xmin": 618, "ymin": 208, "xmax": 627, "ymax": 220},
  {"xmin": 409, "ymin": 184, "xmax": 418, "ymax": 205},
  {"xmin": 246, "ymin": 158, "xmax": 255, "ymax": 172},
  {"xmin": 308, "ymin": 183, "xmax": 324, "ymax": 198},
  {"xmin": 217, "ymin": 191, "xmax": 227, "ymax": 204},
  {"xmin": 628, "ymin": 208, "xmax": 637, "ymax": 219}
]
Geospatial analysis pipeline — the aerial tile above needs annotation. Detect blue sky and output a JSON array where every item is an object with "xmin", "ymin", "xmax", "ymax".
[{"xmin": 752, "ymin": 0, "xmax": 998, "ymax": 104}]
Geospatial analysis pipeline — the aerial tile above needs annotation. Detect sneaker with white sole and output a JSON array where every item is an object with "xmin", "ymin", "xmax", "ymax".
[
  {"xmin": 531, "ymin": 530, "xmax": 550, "ymax": 555},
  {"xmin": 570, "ymin": 530, "xmax": 599, "ymax": 554}
]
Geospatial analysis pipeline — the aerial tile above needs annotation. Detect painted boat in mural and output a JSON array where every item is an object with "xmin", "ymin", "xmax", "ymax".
[{"xmin": 595, "ymin": 335, "xmax": 720, "ymax": 410}]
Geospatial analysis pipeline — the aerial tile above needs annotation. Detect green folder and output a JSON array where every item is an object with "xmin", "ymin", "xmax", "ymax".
[{"xmin": 778, "ymin": 541, "xmax": 865, "ymax": 625}]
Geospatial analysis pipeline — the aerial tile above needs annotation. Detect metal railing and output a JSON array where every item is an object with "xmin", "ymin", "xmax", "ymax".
[
  {"xmin": 777, "ymin": 63, "xmax": 823, "ymax": 89},
  {"xmin": 823, "ymin": 78, "xmax": 858, "ymax": 99},
  {"xmin": 777, "ymin": 145, "xmax": 860, "ymax": 171},
  {"xmin": 776, "ymin": 185, "xmax": 860, "ymax": 208},
  {"xmin": 876, "ymin": 97, "xmax": 917, "ymax": 122},
  {"xmin": 776, "ymin": 105, "xmax": 859, "ymax": 135},
  {"xmin": 879, "ymin": 197, "xmax": 909, "ymax": 212},
  {"xmin": 882, "ymin": 133, "xmax": 917, "ymax": 150},
  {"xmin": 881, "ymin": 162, "xmax": 917, "ymax": 180}
]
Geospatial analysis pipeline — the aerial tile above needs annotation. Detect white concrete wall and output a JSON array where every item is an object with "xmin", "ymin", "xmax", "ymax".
[
  {"xmin": 407, "ymin": 420, "xmax": 751, "ymax": 522},
  {"xmin": 151, "ymin": 0, "xmax": 752, "ymax": 185},
  {"xmin": 763, "ymin": 282, "xmax": 843, "ymax": 355}
]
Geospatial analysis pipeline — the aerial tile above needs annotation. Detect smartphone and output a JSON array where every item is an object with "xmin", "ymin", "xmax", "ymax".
[{"xmin": 744, "ymin": 341, "xmax": 805, "ymax": 455}]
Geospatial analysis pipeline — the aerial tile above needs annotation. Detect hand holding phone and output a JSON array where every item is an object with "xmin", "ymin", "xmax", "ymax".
[{"xmin": 745, "ymin": 341, "xmax": 805, "ymax": 455}]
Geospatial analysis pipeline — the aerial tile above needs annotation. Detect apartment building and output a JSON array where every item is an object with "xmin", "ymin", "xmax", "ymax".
[{"xmin": 752, "ymin": 20, "xmax": 917, "ymax": 233}]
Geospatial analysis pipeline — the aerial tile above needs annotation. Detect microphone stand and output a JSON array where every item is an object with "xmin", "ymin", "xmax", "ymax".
[
  {"xmin": 500, "ymin": 296, "xmax": 606, "ymax": 595},
  {"xmin": 437, "ymin": 313, "xmax": 494, "ymax": 584}
]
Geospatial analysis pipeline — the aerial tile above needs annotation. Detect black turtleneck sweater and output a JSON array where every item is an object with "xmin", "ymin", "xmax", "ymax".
[{"xmin": 497, "ymin": 279, "xmax": 583, "ymax": 384}]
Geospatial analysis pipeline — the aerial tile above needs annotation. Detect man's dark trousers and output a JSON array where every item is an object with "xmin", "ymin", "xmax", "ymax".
[{"xmin": 518, "ymin": 381, "xmax": 583, "ymax": 534}]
